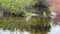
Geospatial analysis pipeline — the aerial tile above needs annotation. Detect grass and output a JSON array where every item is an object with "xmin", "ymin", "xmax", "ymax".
[{"xmin": 0, "ymin": 16, "xmax": 50, "ymax": 31}]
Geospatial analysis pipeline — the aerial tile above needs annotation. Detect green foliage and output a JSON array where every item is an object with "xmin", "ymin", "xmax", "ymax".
[
  {"xmin": 0, "ymin": 0, "xmax": 37, "ymax": 12},
  {"xmin": 0, "ymin": 17, "xmax": 50, "ymax": 31}
]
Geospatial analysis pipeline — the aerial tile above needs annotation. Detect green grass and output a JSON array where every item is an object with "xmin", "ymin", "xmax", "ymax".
[{"xmin": 0, "ymin": 16, "xmax": 50, "ymax": 31}]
